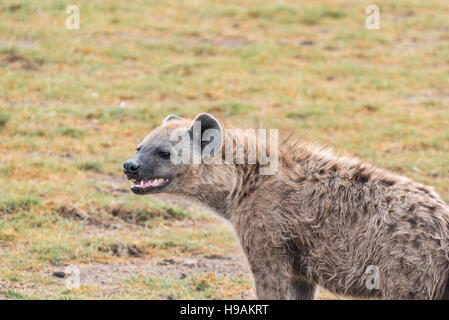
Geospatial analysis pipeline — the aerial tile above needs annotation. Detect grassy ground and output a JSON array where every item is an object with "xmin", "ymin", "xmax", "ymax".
[{"xmin": 0, "ymin": 0, "xmax": 448, "ymax": 299}]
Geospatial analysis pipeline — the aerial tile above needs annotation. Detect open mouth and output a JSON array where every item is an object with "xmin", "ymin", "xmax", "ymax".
[{"xmin": 129, "ymin": 178, "xmax": 170, "ymax": 194}]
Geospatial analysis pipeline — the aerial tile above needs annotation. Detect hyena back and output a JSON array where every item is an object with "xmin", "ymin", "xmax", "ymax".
[{"xmin": 124, "ymin": 113, "xmax": 449, "ymax": 300}]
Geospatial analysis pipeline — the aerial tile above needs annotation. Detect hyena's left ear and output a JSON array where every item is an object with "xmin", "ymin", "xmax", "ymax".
[
  {"xmin": 189, "ymin": 113, "xmax": 223, "ymax": 156},
  {"xmin": 163, "ymin": 114, "xmax": 182, "ymax": 124}
]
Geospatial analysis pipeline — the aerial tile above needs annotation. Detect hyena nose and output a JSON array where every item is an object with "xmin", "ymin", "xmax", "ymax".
[{"xmin": 123, "ymin": 160, "xmax": 140, "ymax": 175}]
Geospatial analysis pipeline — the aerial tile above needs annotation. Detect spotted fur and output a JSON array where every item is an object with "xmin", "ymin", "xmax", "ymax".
[{"xmin": 127, "ymin": 114, "xmax": 449, "ymax": 300}]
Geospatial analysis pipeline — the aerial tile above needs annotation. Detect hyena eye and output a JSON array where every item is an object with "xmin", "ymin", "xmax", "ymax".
[{"xmin": 158, "ymin": 151, "xmax": 170, "ymax": 160}]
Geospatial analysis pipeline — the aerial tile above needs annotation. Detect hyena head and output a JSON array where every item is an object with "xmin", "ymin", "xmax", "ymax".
[{"xmin": 123, "ymin": 113, "xmax": 227, "ymax": 198}]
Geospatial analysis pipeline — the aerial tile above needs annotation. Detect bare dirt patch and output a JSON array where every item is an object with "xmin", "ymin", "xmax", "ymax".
[
  {"xmin": 50, "ymin": 252, "xmax": 255, "ymax": 298},
  {"xmin": 55, "ymin": 204, "xmax": 118, "ymax": 229},
  {"xmin": 98, "ymin": 243, "xmax": 145, "ymax": 257},
  {"xmin": 48, "ymin": 173, "xmax": 253, "ymax": 297},
  {"xmin": 2, "ymin": 53, "xmax": 43, "ymax": 71}
]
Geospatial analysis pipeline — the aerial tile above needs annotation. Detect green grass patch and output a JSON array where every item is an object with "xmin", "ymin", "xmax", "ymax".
[
  {"xmin": 76, "ymin": 161, "xmax": 103, "ymax": 172},
  {"xmin": 300, "ymin": 7, "xmax": 347, "ymax": 25},
  {"xmin": 5, "ymin": 290, "xmax": 33, "ymax": 300},
  {"xmin": 0, "ymin": 111, "xmax": 10, "ymax": 128},
  {"xmin": 208, "ymin": 102, "xmax": 255, "ymax": 116},
  {"xmin": 286, "ymin": 109, "xmax": 323, "ymax": 119},
  {"xmin": 0, "ymin": 196, "xmax": 39, "ymax": 214},
  {"xmin": 57, "ymin": 126, "xmax": 86, "ymax": 138},
  {"xmin": 162, "ymin": 205, "xmax": 190, "ymax": 219}
]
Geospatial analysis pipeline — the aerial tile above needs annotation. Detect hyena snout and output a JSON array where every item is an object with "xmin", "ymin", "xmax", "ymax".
[{"xmin": 123, "ymin": 159, "xmax": 140, "ymax": 176}]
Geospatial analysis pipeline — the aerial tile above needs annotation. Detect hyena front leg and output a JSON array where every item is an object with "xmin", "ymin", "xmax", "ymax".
[
  {"xmin": 241, "ymin": 232, "xmax": 291, "ymax": 299},
  {"xmin": 248, "ymin": 257, "xmax": 291, "ymax": 299},
  {"xmin": 248, "ymin": 257, "xmax": 315, "ymax": 299},
  {"xmin": 289, "ymin": 276, "xmax": 316, "ymax": 300},
  {"xmin": 240, "ymin": 223, "xmax": 312, "ymax": 299},
  {"xmin": 245, "ymin": 244, "xmax": 312, "ymax": 299}
]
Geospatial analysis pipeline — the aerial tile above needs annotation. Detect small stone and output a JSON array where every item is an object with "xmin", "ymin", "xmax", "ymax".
[
  {"xmin": 157, "ymin": 258, "xmax": 175, "ymax": 266},
  {"xmin": 300, "ymin": 40, "xmax": 314, "ymax": 46},
  {"xmin": 52, "ymin": 271, "xmax": 66, "ymax": 278}
]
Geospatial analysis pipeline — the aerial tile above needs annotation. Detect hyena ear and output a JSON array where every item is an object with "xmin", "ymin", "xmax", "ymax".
[
  {"xmin": 163, "ymin": 114, "xmax": 182, "ymax": 124},
  {"xmin": 189, "ymin": 113, "xmax": 223, "ymax": 156}
]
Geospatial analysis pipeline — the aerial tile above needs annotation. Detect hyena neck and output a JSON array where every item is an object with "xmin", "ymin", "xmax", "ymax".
[
  {"xmin": 178, "ymin": 162, "xmax": 262, "ymax": 219},
  {"xmin": 201, "ymin": 163, "xmax": 262, "ymax": 219},
  {"xmin": 188, "ymin": 189, "xmax": 235, "ymax": 219},
  {"xmin": 178, "ymin": 164, "xmax": 241, "ymax": 219}
]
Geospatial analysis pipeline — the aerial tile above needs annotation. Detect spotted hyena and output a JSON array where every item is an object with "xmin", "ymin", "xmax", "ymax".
[{"xmin": 123, "ymin": 113, "xmax": 449, "ymax": 300}]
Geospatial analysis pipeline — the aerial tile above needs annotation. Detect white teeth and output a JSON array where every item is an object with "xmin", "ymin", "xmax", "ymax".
[{"xmin": 130, "ymin": 178, "xmax": 168, "ymax": 188}]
